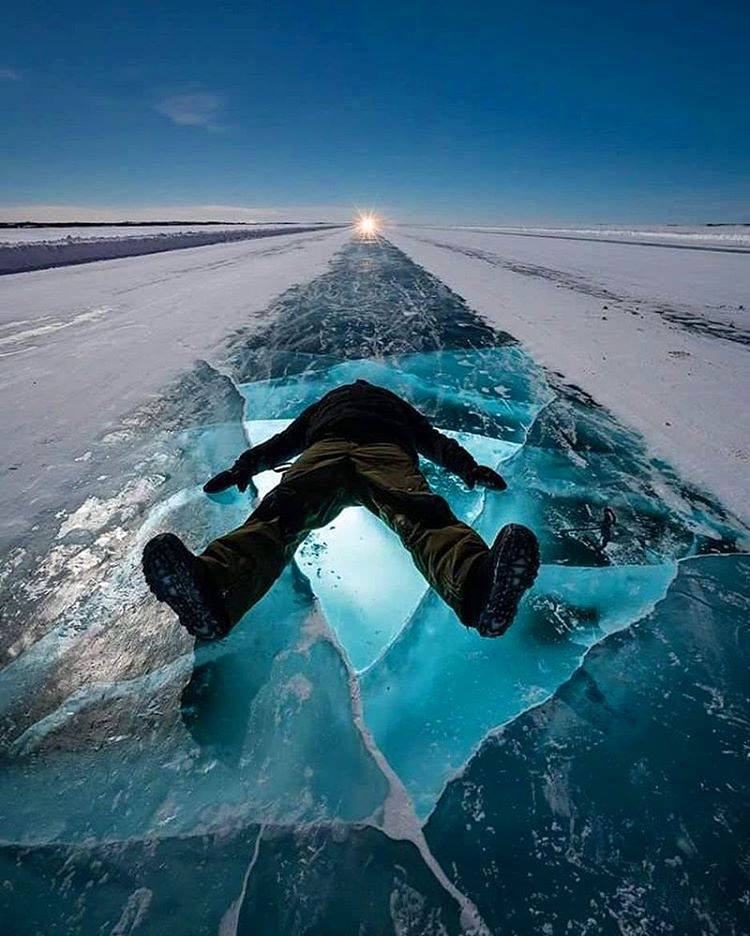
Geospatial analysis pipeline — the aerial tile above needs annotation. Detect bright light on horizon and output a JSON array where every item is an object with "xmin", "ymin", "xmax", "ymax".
[{"xmin": 356, "ymin": 213, "xmax": 379, "ymax": 237}]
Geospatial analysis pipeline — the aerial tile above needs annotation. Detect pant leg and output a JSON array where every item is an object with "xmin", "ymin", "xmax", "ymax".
[
  {"xmin": 352, "ymin": 443, "xmax": 489, "ymax": 625},
  {"xmin": 198, "ymin": 440, "xmax": 357, "ymax": 626}
]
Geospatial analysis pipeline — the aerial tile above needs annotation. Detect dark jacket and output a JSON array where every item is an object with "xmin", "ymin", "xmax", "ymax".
[{"xmin": 238, "ymin": 379, "xmax": 479, "ymax": 482}]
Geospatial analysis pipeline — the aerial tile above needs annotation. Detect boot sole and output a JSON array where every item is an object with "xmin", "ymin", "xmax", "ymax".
[
  {"xmin": 476, "ymin": 524, "xmax": 540, "ymax": 638},
  {"xmin": 142, "ymin": 533, "xmax": 227, "ymax": 640}
]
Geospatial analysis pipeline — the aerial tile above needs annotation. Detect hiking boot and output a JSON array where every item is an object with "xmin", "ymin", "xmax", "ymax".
[
  {"xmin": 142, "ymin": 533, "xmax": 230, "ymax": 640},
  {"xmin": 475, "ymin": 524, "xmax": 540, "ymax": 638}
]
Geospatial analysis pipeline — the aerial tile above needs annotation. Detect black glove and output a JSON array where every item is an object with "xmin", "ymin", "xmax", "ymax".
[
  {"xmin": 465, "ymin": 465, "xmax": 507, "ymax": 491},
  {"xmin": 203, "ymin": 452, "xmax": 255, "ymax": 494}
]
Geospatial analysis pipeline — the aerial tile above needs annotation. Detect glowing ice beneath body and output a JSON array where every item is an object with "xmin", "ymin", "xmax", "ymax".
[
  {"xmin": 237, "ymin": 418, "xmax": 520, "ymax": 672},
  {"xmin": 217, "ymin": 347, "xmax": 729, "ymax": 814},
  {"xmin": 232, "ymin": 414, "xmax": 674, "ymax": 813}
]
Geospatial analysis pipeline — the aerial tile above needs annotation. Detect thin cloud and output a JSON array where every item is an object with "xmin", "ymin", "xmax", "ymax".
[
  {"xmin": 0, "ymin": 67, "xmax": 20, "ymax": 81},
  {"xmin": 154, "ymin": 92, "xmax": 223, "ymax": 128}
]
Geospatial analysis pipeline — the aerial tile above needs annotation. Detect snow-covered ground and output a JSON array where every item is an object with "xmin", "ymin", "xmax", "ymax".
[
  {"xmin": 390, "ymin": 226, "xmax": 750, "ymax": 524},
  {"xmin": 0, "ymin": 224, "xmax": 250, "ymax": 244},
  {"xmin": 0, "ymin": 223, "xmax": 342, "ymax": 274},
  {"xmin": 436, "ymin": 223, "xmax": 750, "ymax": 251},
  {"xmin": 0, "ymin": 226, "xmax": 350, "ymax": 545}
]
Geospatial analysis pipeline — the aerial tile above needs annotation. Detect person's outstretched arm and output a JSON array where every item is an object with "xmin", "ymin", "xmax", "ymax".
[
  {"xmin": 203, "ymin": 402, "xmax": 316, "ymax": 493},
  {"xmin": 411, "ymin": 408, "xmax": 507, "ymax": 490}
]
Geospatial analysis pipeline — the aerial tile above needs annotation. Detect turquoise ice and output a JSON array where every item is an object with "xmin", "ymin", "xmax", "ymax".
[{"xmin": 1, "ymin": 239, "xmax": 747, "ymax": 934}]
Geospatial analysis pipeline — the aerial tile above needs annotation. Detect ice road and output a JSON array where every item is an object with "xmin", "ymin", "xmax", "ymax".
[{"xmin": 1, "ymin": 232, "xmax": 749, "ymax": 934}]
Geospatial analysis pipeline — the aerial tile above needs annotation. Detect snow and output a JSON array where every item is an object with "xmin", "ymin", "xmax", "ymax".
[
  {"xmin": 389, "ymin": 225, "xmax": 750, "ymax": 524},
  {"xmin": 0, "ymin": 226, "xmax": 350, "ymax": 545},
  {"xmin": 0, "ymin": 223, "xmax": 343, "ymax": 274},
  {"xmin": 441, "ymin": 223, "xmax": 750, "ymax": 251},
  {"xmin": 0, "ymin": 224, "xmax": 253, "ymax": 244}
]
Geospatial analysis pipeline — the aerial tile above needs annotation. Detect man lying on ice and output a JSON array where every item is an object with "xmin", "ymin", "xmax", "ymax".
[{"xmin": 142, "ymin": 379, "xmax": 540, "ymax": 640}]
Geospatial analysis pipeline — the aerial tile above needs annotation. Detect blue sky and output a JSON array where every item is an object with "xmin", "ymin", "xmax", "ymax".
[{"xmin": 1, "ymin": 0, "xmax": 748, "ymax": 224}]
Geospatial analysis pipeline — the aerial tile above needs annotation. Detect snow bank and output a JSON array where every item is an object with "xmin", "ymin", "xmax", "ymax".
[
  {"xmin": 0, "ymin": 225, "xmax": 253, "ymax": 244},
  {"xmin": 439, "ymin": 223, "xmax": 750, "ymax": 251},
  {"xmin": 390, "ymin": 226, "xmax": 750, "ymax": 524},
  {"xmin": 0, "ymin": 224, "xmax": 343, "ymax": 275},
  {"xmin": 0, "ymin": 226, "xmax": 351, "ymax": 545}
]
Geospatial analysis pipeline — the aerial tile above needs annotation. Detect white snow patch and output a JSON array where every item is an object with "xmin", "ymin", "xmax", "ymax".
[
  {"xmin": 0, "ymin": 224, "xmax": 340, "ymax": 274},
  {"xmin": 0, "ymin": 226, "xmax": 350, "ymax": 545}
]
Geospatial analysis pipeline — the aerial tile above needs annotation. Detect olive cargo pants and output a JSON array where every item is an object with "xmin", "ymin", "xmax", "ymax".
[{"xmin": 198, "ymin": 439, "xmax": 490, "ymax": 628}]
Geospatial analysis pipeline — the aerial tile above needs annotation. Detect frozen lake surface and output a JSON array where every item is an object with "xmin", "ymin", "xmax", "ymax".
[{"xmin": 1, "ymin": 236, "xmax": 748, "ymax": 934}]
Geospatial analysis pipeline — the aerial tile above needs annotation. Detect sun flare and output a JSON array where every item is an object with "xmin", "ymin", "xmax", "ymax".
[{"xmin": 356, "ymin": 213, "xmax": 379, "ymax": 237}]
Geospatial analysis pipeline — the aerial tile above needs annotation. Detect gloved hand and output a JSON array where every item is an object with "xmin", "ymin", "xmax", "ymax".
[
  {"xmin": 203, "ymin": 452, "xmax": 255, "ymax": 494},
  {"xmin": 466, "ymin": 465, "xmax": 507, "ymax": 491}
]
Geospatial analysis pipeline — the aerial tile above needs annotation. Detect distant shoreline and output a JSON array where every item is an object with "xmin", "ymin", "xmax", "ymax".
[{"xmin": 0, "ymin": 220, "xmax": 327, "ymax": 229}]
